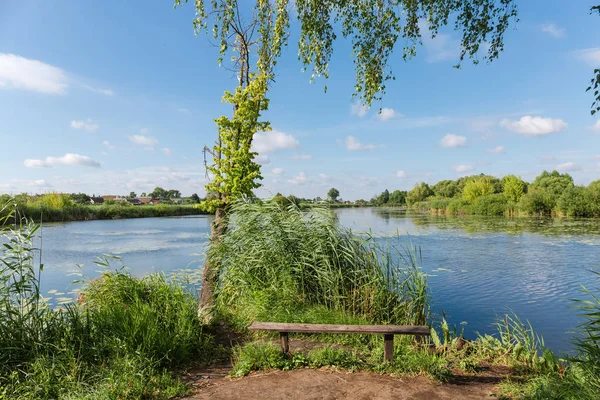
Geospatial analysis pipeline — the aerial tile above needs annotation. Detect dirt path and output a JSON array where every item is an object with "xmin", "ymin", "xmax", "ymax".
[{"xmin": 183, "ymin": 368, "xmax": 502, "ymax": 400}]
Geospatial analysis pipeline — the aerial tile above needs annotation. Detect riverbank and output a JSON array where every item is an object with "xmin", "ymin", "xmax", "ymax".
[
  {"xmin": 2, "ymin": 202, "xmax": 600, "ymax": 399},
  {"xmin": 2, "ymin": 203, "xmax": 208, "ymax": 223}
]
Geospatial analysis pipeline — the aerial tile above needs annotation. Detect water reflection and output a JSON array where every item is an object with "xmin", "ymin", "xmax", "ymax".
[{"xmin": 375, "ymin": 207, "xmax": 600, "ymax": 238}]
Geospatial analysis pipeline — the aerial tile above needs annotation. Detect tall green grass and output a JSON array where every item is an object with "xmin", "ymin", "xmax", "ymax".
[
  {"xmin": 0, "ymin": 206, "xmax": 217, "ymax": 399},
  {"xmin": 210, "ymin": 200, "xmax": 428, "ymax": 330}
]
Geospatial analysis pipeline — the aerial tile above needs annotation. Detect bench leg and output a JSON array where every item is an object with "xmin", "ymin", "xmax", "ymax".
[
  {"xmin": 280, "ymin": 332, "xmax": 289, "ymax": 353},
  {"xmin": 384, "ymin": 334, "xmax": 394, "ymax": 362}
]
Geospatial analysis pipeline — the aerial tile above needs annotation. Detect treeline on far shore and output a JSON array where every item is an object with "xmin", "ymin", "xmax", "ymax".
[
  {"xmin": 0, "ymin": 193, "xmax": 207, "ymax": 223},
  {"xmin": 370, "ymin": 170, "xmax": 600, "ymax": 218}
]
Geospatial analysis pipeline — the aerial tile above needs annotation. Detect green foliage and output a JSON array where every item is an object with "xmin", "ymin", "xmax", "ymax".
[
  {"xmin": 427, "ymin": 198, "xmax": 452, "ymax": 212},
  {"xmin": 211, "ymin": 200, "xmax": 429, "ymax": 330},
  {"xmin": 0, "ymin": 209, "xmax": 217, "ymax": 398},
  {"xmin": 445, "ymin": 198, "xmax": 472, "ymax": 215},
  {"xmin": 412, "ymin": 170, "xmax": 600, "ymax": 218},
  {"xmin": 388, "ymin": 190, "xmax": 406, "ymax": 205},
  {"xmin": 0, "ymin": 196, "xmax": 205, "ymax": 224},
  {"xmin": 470, "ymin": 194, "xmax": 509, "ymax": 216},
  {"xmin": 572, "ymin": 271, "xmax": 600, "ymax": 393},
  {"xmin": 327, "ymin": 187, "xmax": 340, "ymax": 202},
  {"xmin": 556, "ymin": 186, "xmax": 599, "ymax": 217},
  {"xmin": 462, "ymin": 177, "xmax": 495, "ymax": 202},
  {"xmin": 518, "ymin": 189, "xmax": 555, "ymax": 216},
  {"xmin": 371, "ymin": 189, "xmax": 404, "ymax": 206},
  {"xmin": 70, "ymin": 192, "xmax": 91, "ymax": 204},
  {"xmin": 502, "ymin": 174, "xmax": 527, "ymax": 202},
  {"xmin": 231, "ymin": 341, "xmax": 449, "ymax": 381},
  {"xmin": 294, "ymin": 0, "xmax": 517, "ymax": 105},
  {"xmin": 406, "ymin": 182, "xmax": 434, "ymax": 205},
  {"xmin": 432, "ymin": 180, "xmax": 459, "ymax": 198},
  {"xmin": 531, "ymin": 170, "xmax": 574, "ymax": 197},
  {"xmin": 150, "ymin": 187, "xmax": 181, "ymax": 200}
]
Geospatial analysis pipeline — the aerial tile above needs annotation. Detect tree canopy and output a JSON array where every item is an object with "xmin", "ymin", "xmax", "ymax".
[
  {"xmin": 176, "ymin": 0, "xmax": 518, "ymax": 210},
  {"xmin": 327, "ymin": 188, "xmax": 340, "ymax": 202}
]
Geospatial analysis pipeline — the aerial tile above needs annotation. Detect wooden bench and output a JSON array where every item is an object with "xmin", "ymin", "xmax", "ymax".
[{"xmin": 248, "ymin": 322, "xmax": 430, "ymax": 362}]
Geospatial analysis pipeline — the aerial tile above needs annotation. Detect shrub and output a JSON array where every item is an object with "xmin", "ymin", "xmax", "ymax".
[
  {"xmin": 446, "ymin": 199, "xmax": 471, "ymax": 215},
  {"xmin": 556, "ymin": 186, "xmax": 597, "ymax": 217},
  {"xmin": 470, "ymin": 194, "xmax": 509, "ymax": 216},
  {"xmin": 518, "ymin": 189, "xmax": 554, "ymax": 215}
]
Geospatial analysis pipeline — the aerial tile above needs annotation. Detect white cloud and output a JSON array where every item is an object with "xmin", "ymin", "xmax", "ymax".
[
  {"xmin": 454, "ymin": 164, "xmax": 474, "ymax": 173},
  {"xmin": 345, "ymin": 136, "xmax": 376, "ymax": 151},
  {"xmin": 440, "ymin": 134, "xmax": 467, "ymax": 148},
  {"xmin": 103, "ymin": 140, "xmax": 115, "ymax": 150},
  {"xmin": 540, "ymin": 23, "xmax": 565, "ymax": 38},
  {"xmin": 292, "ymin": 153, "xmax": 312, "ymax": 160},
  {"xmin": 255, "ymin": 154, "xmax": 271, "ymax": 165},
  {"xmin": 556, "ymin": 162, "xmax": 581, "ymax": 172},
  {"xmin": 161, "ymin": 148, "xmax": 172, "ymax": 156},
  {"xmin": 573, "ymin": 48, "xmax": 600, "ymax": 67},
  {"xmin": 0, "ymin": 179, "xmax": 53, "ymax": 192},
  {"xmin": 82, "ymin": 85, "xmax": 114, "ymax": 96},
  {"xmin": 487, "ymin": 145, "xmax": 505, "ymax": 154},
  {"xmin": 376, "ymin": 107, "xmax": 401, "ymax": 121},
  {"xmin": 129, "ymin": 134, "xmax": 158, "ymax": 146},
  {"xmin": 252, "ymin": 130, "xmax": 299, "ymax": 153},
  {"xmin": 71, "ymin": 119, "xmax": 99, "ymax": 132},
  {"xmin": 24, "ymin": 153, "xmax": 101, "ymax": 168},
  {"xmin": 0, "ymin": 53, "xmax": 68, "ymax": 94},
  {"xmin": 272, "ymin": 168, "xmax": 283, "ymax": 175},
  {"xmin": 288, "ymin": 172, "xmax": 309, "ymax": 185},
  {"xmin": 396, "ymin": 170, "xmax": 407, "ymax": 178},
  {"xmin": 350, "ymin": 102, "xmax": 369, "ymax": 117},
  {"xmin": 500, "ymin": 116, "xmax": 568, "ymax": 136},
  {"xmin": 318, "ymin": 173, "xmax": 328, "ymax": 180},
  {"xmin": 590, "ymin": 120, "xmax": 600, "ymax": 133},
  {"xmin": 177, "ymin": 108, "xmax": 190, "ymax": 113}
]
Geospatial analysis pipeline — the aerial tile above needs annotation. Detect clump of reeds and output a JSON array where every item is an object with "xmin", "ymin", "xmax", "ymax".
[{"xmin": 210, "ymin": 199, "xmax": 429, "ymax": 329}]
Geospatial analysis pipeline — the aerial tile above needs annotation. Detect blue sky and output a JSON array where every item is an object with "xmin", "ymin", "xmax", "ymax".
[{"xmin": 1, "ymin": 1, "xmax": 599, "ymax": 200}]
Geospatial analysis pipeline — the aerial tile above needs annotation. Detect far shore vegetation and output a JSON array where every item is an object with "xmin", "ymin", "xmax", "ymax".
[
  {"xmin": 271, "ymin": 169, "xmax": 600, "ymax": 219},
  {"xmin": 0, "ymin": 189, "xmax": 207, "ymax": 223}
]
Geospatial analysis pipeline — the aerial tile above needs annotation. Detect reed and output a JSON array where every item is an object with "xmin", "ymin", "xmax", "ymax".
[{"xmin": 210, "ymin": 200, "xmax": 429, "ymax": 331}]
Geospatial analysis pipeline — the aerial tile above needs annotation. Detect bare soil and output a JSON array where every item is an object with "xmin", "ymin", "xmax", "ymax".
[
  {"xmin": 182, "ymin": 368, "xmax": 504, "ymax": 400},
  {"xmin": 181, "ymin": 325, "xmax": 510, "ymax": 399}
]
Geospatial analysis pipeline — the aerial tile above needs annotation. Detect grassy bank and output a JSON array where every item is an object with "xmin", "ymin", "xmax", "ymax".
[
  {"xmin": 2, "ymin": 199, "xmax": 600, "ymax": 399},
  {"xmin": 0, "ymin": 193, "xmax": 207, "ymax": 223},
  {"xmin": 0, "ymin": 211, "xmax": 220, "ymax": 399}
]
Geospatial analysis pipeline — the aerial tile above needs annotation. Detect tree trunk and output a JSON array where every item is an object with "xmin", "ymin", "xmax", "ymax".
[{"xmin": 198, "ymin": 206, "xmax": 228, "ymax": 322}]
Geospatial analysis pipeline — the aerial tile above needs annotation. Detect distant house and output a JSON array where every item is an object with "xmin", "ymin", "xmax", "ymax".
[
  {"xmin": 170, "ymin": 198, "xmax": 183, "ymax": 204},
  {"xmin": 137, "ymin": 197, "xmax": 153, "ymax": 205},
  {"xmin": 126, "ymin": 198, "xmax": 141, "ymax": 206},
  {"xmin": 102, "ymin": 195, "xmax": 116, "ymax": 201},
  {"xmin": 90, "ymin": 197, "xmax": 104, "ymax": 205}
]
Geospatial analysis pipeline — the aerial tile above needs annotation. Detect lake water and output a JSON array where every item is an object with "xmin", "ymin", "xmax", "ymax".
[{"xmin": 34, "ymin": 208, "xmax": 600, "ymax": 354}]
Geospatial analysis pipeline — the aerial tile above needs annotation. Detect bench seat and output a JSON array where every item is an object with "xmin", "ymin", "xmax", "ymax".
[{"xmin": 248, "ymin": 322, "xmax": 430, "ymax": 361}]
